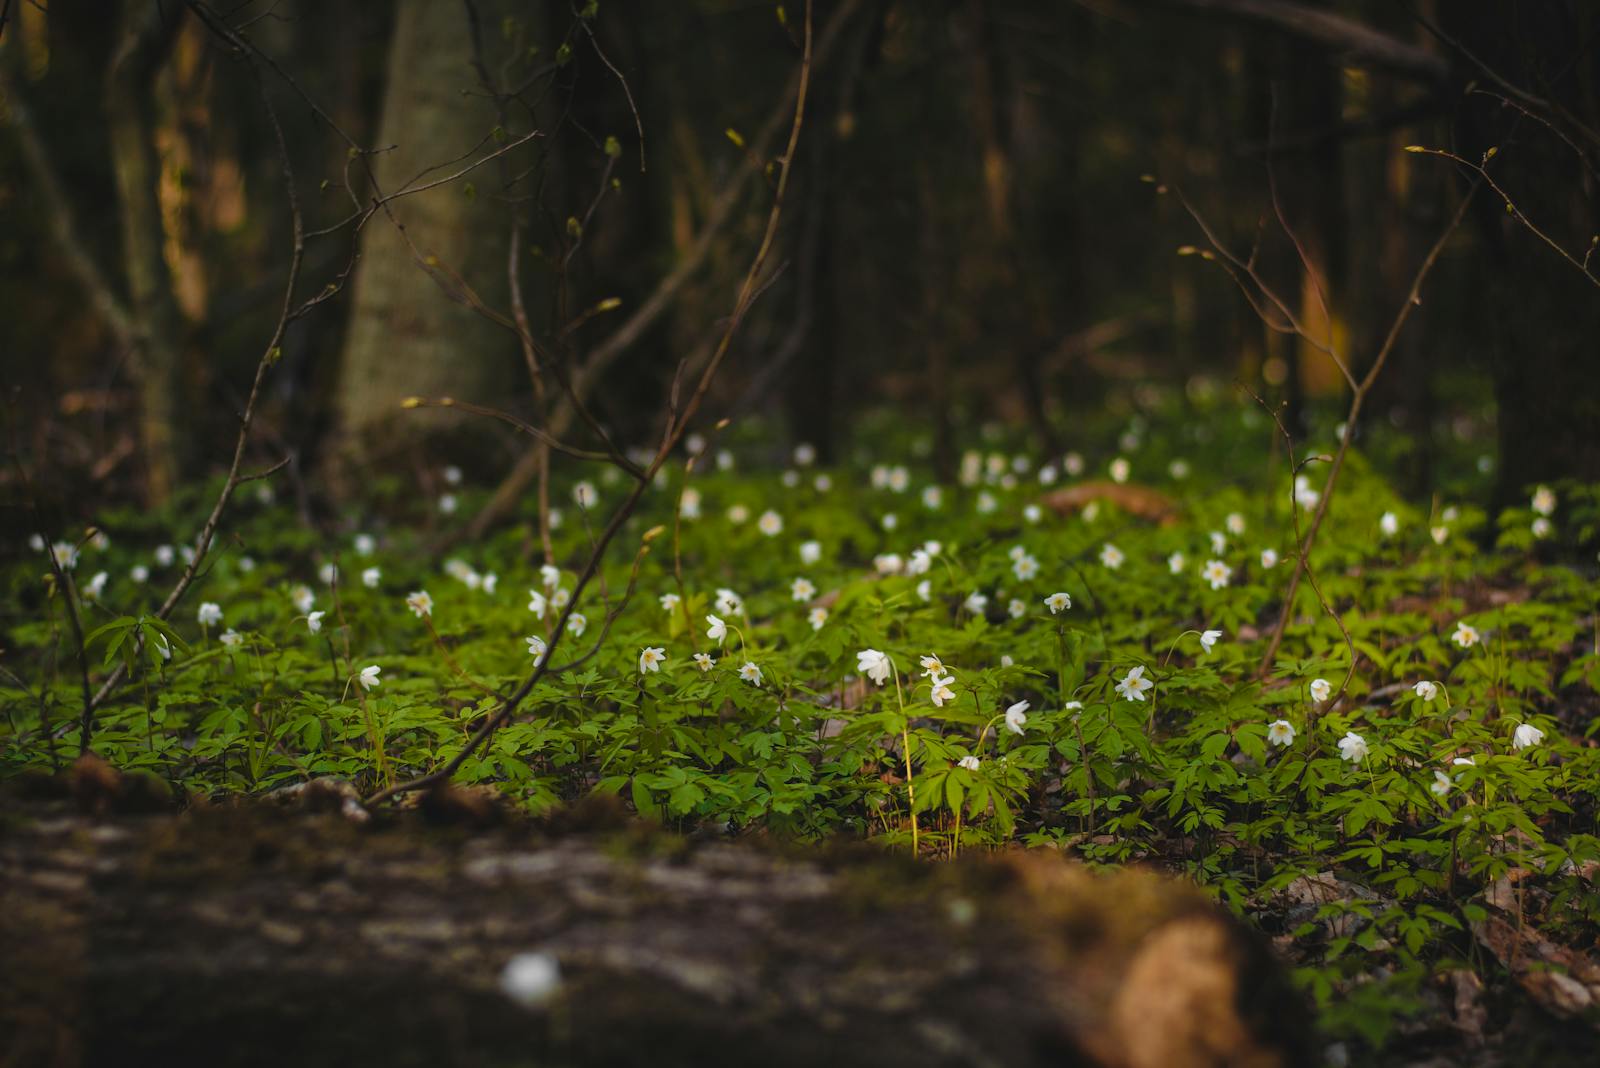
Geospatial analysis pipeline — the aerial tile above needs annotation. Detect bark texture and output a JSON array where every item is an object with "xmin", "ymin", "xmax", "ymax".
[
  {"xmin": 106, "ymin": 0, "xmax": 184, "ymax": 505},
  {"xmin": 332, "ymin": 0, "xmax": 526, "ymax": 468},
  {"xmin": 0, "ymin": 793, "xmax": 1308, "ymax": 1068}
]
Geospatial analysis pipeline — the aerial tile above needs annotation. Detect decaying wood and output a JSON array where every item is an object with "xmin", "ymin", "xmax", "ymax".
[{"xmin": 0, "ymin": 789, "xmax": 1308, "ymax": 1068}]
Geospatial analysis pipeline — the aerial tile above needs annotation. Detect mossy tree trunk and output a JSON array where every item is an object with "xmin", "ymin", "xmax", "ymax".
[{"xmin": 332, "ymin": 0, "xmax": 536, "ymax": 474}]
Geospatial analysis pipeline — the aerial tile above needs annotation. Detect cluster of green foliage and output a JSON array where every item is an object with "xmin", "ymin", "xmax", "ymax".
[{"xmin": 5, "ymin": 395, "xmax": 1600, "ymax": 1053}]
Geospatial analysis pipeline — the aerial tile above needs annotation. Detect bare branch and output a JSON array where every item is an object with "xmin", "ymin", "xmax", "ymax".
[
  {"xmin": 460, "ymin": 0, "xmax": 864, "ymax": 541},
  {"xmin": 1404, "ymin": 145, "xmax": 1600, "ymax": 288},
  {"xmin": 1255, "ymin": 176, "xmax": 1481, "ymax": 676},
  {"xmin": 365, "ymin": 0, "xmax": 819, "ymax": 808},
  {"xmin": 88, "ymin": 6, "xmax": 306, "ymax": 713},
  {"xmin": 1157, "ymin": 0, "xmax": 1449, "ymax": 82}
]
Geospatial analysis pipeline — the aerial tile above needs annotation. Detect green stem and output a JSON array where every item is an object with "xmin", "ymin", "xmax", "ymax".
[{"xmin": 893, "ymin": 666, "xmax": 918, "ymax": 856}]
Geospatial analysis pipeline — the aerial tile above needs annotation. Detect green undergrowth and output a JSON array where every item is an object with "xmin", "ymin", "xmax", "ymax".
[{"xmin": 5, "ymin": 397, "xmax": 1600, "ymax": 1056}]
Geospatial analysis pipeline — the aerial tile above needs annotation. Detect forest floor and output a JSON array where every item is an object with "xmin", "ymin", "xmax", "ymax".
[{"xmin": 4, "ymin": 403, "xmax": 1599, "ymax": 1063}]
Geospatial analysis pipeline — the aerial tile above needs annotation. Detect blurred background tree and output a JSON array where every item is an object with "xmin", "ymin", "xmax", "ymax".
[{"xmin": 2, "ymin": 0, "xmax": 1595, "ymax": 525}]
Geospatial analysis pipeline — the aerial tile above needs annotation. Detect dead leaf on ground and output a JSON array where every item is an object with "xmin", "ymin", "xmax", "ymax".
[
  {"xmin": 1042, "ymin": 480, "xmax": 1179, "ymax": 525},
  {"xmin": 1472, "ymin": 911, "xmax": 1600, "ymax": 1024}
]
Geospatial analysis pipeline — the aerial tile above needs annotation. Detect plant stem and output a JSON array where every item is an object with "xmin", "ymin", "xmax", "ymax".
[{"xmin": 894, "ymin": 667, "xmax": 918, "ymax": 856}]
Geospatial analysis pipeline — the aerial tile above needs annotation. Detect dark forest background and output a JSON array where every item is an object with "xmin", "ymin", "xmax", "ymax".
[{"xmin": 2, "ymin": 0, "xmax": 1597, "ymax": 528}]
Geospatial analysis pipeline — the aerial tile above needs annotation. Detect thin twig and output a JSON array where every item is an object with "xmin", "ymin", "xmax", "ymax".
[
  {"xmin": 1242, "ymin": 384, "xmax": 1353, "ymax": 724},
  {"xmin": 87, "ymin": 14, "xmax": 305, "ymax": 715},
  {"xmin": 1405, "ymin": 145, "xmax": 1599, "ymax": 287},
  {"xmin": 365, "ymin": 0, "xmax": 817, "ymax": 807},
  {"xmin": 4, "ymin": 398, "xmax": 95, "ymax": 751},
  {"xmin": 459, "ymin": 0, "xmax": 864, "ymax": 541},
  {"xmin": 1255, "ymin": 178, "xmax": 1482, "ymax": 677}
]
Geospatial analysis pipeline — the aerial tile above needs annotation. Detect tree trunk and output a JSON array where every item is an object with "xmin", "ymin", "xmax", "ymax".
[
  {"xmin": 0, "ymin": 795, "xmax": 1307, "ymax": 1068},
  {"xmin": 1445, "ymin": 4, "xmax": 1600, "ymax": 506},
  {"xmin": 106, "ymin": 1, "xmax": 184, "ymax": 506},
  {"xmin": 332, "ymin": 0, "xmax": 529, "ymax": 472}
]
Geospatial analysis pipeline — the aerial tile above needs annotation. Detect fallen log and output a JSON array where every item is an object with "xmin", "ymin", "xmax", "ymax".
[{"xmin": 1, "ymin": 793, "xmax": 1308, "ymax": 1068}]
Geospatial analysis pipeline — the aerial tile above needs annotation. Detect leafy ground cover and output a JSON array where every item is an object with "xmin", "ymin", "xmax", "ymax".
[{"xmin": 5, "ymin": 396, "xmax": 1600, "ymax": 1062}]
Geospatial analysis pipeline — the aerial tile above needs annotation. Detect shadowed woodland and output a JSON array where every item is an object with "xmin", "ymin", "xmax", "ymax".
[{"xmin": 3, "ymin": 2, "xmax": 1600, "ymax": 1066}]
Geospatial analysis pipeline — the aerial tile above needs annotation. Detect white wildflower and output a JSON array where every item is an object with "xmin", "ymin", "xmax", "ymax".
[
  {"xmin": 1004, "ymin": 700, "xmax": 1029, "ymax": 734},
  {"xmin": 1531, "ymin": 486, "xmax": 1556, "ymax": 517},
  {"xmin": 857, "ymin": 648, "xmax": 892, "ymax": 686},
  {"xmin": 1338, "ymin": 731, "xmax": 1369, "ymax": 764},
  {"xmin": 1512, "ymin": 722, "xmax": 1545, "ymax": 750},
  {"xmin": 1116, "ymin": 665, "xmax": 1154, "ymax": 702}
]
